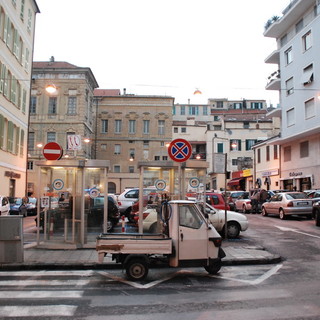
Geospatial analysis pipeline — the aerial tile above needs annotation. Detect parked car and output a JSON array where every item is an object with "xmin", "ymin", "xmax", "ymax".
[
  {"xmin": 306, "ymin": 190, "xmax": 320, "ymax": 203},
  {"xmin": 224, "ymin": 191, "xmax": 246, "ymax": 211},
  {"xmin": 9, "ymin": 197, "xmax": 27, "ymax": 216},
  {"xmin": 205, "ymin": 192, "xmax": 230, "ymax": 211},
  {"xmin": 0, "ymin": 196, "xmax": 10, "ymax": 216},
  {"xmin": 135, "ymin": 201, "xmax": 248, "ymax": 239},
  {"xmin": 117, "ymin": 187, "xmax": 159, "ymax": 220},
  {"xmin": 37, "ymin": 195, "xmax": 120, "ymax": 232},
  {"xmin": 261, "ymin": 192, "xmax": 313, "ymax": 220},
  {"xmin": 312, "ymin": 200, "xmax": 320, "ymax": 226},
  {"xmin": 235, "ymin": 190, "xmax": 274, "ymax": 213}
]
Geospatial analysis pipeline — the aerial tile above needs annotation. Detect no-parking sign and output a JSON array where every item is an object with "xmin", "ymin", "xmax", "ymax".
[{"xmin": 168, "ymin": 139, "xmax": 192, "ymax": 162}]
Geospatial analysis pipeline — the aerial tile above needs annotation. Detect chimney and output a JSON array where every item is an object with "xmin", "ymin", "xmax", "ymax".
[
  {"xmin": 49, "ymin": 56, "xmax": 55, "ymax": 63},
  {"xmin": 123, "ymin": 88, "xmax": 126, "ymax": 95}
]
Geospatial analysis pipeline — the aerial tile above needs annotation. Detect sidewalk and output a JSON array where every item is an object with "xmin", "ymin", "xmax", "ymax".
[{"xmin": 0, "ymin": 239, "xmax": 282, "ymax": 271}]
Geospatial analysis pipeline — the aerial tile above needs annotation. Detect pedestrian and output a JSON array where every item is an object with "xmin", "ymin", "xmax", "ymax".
[{"xmin": 250, "ymin": 189, "xmax": 260, "ymax": 214}]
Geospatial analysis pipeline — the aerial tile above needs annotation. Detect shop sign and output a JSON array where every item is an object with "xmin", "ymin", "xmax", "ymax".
[
  {"xmin": 289, "ymin": 172, "xmax": 303, "ymax": 177},
  {"xmin": 242, "ymin": 169, "xmax": 252, "ymax": 177},
  {"xmin": 262, "ymin": 169, "xmax": 279, "ymax": 177},
  {"xmin": 5, "ymin": 171, "xmax": 21, "ymax": 179}
]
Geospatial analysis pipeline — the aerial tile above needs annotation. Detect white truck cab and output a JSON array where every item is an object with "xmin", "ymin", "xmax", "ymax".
[{"xmin": 96, "ymin": 200, "xmax": 225, "ymax": 280}]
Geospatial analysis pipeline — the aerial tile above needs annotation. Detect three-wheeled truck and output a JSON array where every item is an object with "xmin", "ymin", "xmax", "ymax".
[{"xmin": 96, "ymin": 200, "xmax": 226, "ymax": 280}]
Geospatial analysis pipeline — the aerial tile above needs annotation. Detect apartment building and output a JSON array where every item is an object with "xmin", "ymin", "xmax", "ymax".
[
  {"xmin": 94, "ymin": 90, "xmax": 174, "ymax": 193},
  {"xmin": 27, "ymin": 58, "xmax": 98, "ymax": 196},
  {"xmin": 264, "ymin": 0, "xmax": 320, "ymax": 191},
  {"xmin": 173, "ymin": 99, "xmax": 279, "ymax": 191},
  {"xmin": 0, "ymin": 0, "xmax": 39, "ymax": 197}
]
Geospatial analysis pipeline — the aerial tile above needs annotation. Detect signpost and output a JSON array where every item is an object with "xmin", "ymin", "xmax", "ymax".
[{"xmin": 43, "ymin": 142, "xmax": 63, "ymax": 160}]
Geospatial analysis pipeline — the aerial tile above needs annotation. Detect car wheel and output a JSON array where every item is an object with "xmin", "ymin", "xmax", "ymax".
[
  {"xmin": 279, "ymin": 209, "xmax": 286, "ymax": 220},
  {"xmin": 242, "ymin": 204, "xmax": 248, "ymax": 213},
  {"xmin": 261, "ymin": 207, "xmax": 268, "ymax": 217},
  {"xmin": 226, "ymin": 221, "xmax": 240, "ymax": 238},
  {"xmin": 125, "ymin": 258, "xmax": 149, "ymax": 281}
]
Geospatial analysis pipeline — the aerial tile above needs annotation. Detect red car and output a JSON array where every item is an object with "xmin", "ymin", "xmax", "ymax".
[{"xmin": 205, "ymin": 192, "xmax": 230, "ymax": 211}]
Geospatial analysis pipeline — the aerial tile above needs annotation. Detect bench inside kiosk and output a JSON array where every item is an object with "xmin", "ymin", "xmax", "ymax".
[{"xmin": 35, "ymin": 159, "xmax": 110, "ymax": 248}]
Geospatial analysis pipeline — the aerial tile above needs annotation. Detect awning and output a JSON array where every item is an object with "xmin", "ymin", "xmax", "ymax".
[{"xmin": 227, "ymin": 178, "xmax": 244, "ymax": 186}]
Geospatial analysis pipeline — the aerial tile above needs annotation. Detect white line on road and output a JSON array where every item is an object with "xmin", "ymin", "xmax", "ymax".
[
  {"xmin": 0, "ymin": 279, "xmax": 90, "ymax": 286},
  {"xmin": 0, "ymin": 305, "xmax": 77, "ymax": 317},
  {"xmin": 0, "ymin": 291, "xmax": 83, "ymax": 299},
  {"xmin": 275, "ymin": 226, "xmax": 320, "ymax": 239}
]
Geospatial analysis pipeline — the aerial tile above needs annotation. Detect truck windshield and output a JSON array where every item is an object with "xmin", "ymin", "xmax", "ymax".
[{"xmin": 178, "ymin": 204, "xmax": 202, "ymax": 229}]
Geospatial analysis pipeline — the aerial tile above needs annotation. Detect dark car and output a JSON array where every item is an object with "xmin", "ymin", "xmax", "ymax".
[
  {"xmin": 312, "ymin": 200, "xmax": 320, "ymax": 226},
  {"xmin": 9, "ymin": 197, "xmax": 37, "ymax": 217},
  {"xmin": 37, "ymin": 195, "xmax": 119, "ymax": 232}
]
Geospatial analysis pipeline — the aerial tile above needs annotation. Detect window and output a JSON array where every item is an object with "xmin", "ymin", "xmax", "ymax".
[
  {"xmin": 7, "ymin": 121, "xmax": 14, "ymax": 153},
  {"xmin": 114, "ymin": 144, "xmax": 121, "ymax": 155},
  {"xmin": 181, "ymin": 127, "xmax": 186, "ymax": 133},
  {"xmin": 302, "ymin": 31, "xmax": 312, "ymax": 51},
  {"xmin": 129, "ymin": 120, "xmax": 136, "ymax": 134},
  {"xmin": 230, "ymin": 139, "xmax": 241, "ymax": 151},
  {"xmin": 286, "ymin": 77, "xmax": 294, "ymax": 95},
  {"xmin": 232, "ymin": 159, "xmax": 238, "ymax": 166},
  {"xmin": 213, "ymin": 116, "xmax": 220, "ymax": 121},
  {"xmin": 113, "ymin": 165, "xmax": 120, "ymax": 173},
  {"xmin": 300, "ymin": 141, "xmax": 309, "ymax": 158},
  {"xmin": 245, "ymin": 139, "xmax": 257, "ymax": 150},
  {"xmin": 101, "ymin": 144, "xmax": 107, "ymax": 151},
  {"xmin": 217, "ymin": 143, "xmax": 224, "ymax": 153},
  {"xmin": 302, "ymin": 64, "xmax": 313, "ymax": 86},
  {"xmin": 47, "ymin": 132, "xmax": 56, "ymax": 143},
  {"xmin": 280, "ymin": 34, "xmax": 287, "ymax": 46},
  {"xmin": 20, "ymin": 0, "xmax": 25, "ymax": 20},
  {"xmin": 162, "ymin": 156, "xmax": 168, "ymax": 160},
  {"xmin": 305, "ymin": 98, "xmax": 315, "ymax": 119},
  {"xmin": 115, "ymin": 120, "xmax": 122, "ymax": 133},
  {"xmin": 243, "ymin": 121, "xmax": 249, "ymax": 129},
  {"xmin": 158, "ymin": 120, "xmax": 165, "ymax": 135},
  {"xmin": 173, "ymin": 127, "xmax": 178, "ymax": 133},
  {"xmin": 154, "ymin": 155, "xmax": 160, "ymax": 161},
  {"xmin": 295, "ymin": 19, "xmax": 304, "ymax": 33},
  {"xmin": 250, "ymin": 102, "xmax": 263, "ymax": 109},
  {"xmin": 67, "ymin": 97, "xmax": 77, "ymax": 114},
  {"xmin": 274, "ymin": 145, "xmax": 278, "ymax": 160},
  {"xmin": 180, "ymin": 106, "xmax": 185, "ymax": 115},
  {"xmin": 48, "ymin": 97, "xmax": 57, "ymax": 114},
  {"xmin": 179, "ymin": 204, "xmax": 202, "ymax": 229},
  {"xmin": 216, "ymin": 101, "xmax": 224, "ymax": 108},
  {"xmin": 266, "ymin": 146, "xmax": 270, "ymax": 161},
  {"xmin": 143, "ymin": 120, "xmax": 149, "ymax": 134},
  {"xmin": 30, "ymin": 96, "xmax": 36, "ymax": 114},
  {"xmin": 172, "ymin": 106, "xmax": 176, "ymax": 115},
  {"xmin": 19, "ymin": 130, "xmax": 24, "ymax": 156},
  {"xmin": 27, "ymin": 9, "xmax": 32, "ymax": 33},
  {"xmin": 257, "ymin": 148, "xmax": 261, "ymax": 163},
  {"xmin": 27, "ymin": 161, "xmax": 33, "ymax": 170},
  {"xmin": 28, "ymin": 132, "xmax": 34, "ymax": 151},
  {"xmin": 203, "ymin": 106, "xmax": 208, "ymax": 115},
  {"xmin": 233, "ymin": 103, "xmax": 242, "ymax": 109},
  {"xmin": 189, "ymin": 106, "xmax": 199, "ymax": 115},
  {"xmin": 101, "ymin": 120, "xmax": 108, "ymax": 133},
  {"xmin": 286, "ymin": 108, "xmax": 295, "ymax": 127},
  {"xmin": 285, "ymin": 47, "xmax": 293, "ymax": 65},
  {"xmin": 0, "ymin": 114, "xmax": 4, "ymax": 149},
  {"xmin": 283, "ymin": 146, "xmax": 291, "ymax": 162},
  {"xmin": 129, "ymin": 148, "xmax": 135, "ymax": 160},
  {"xmin": 129, "ymin": 166, "xmax": 134, "ymax": 173}
]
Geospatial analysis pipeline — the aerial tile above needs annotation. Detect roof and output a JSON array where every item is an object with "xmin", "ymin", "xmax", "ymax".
[
  {"xmin": 33, "ymin": 61, "xmax": 79, "ymax": 69},
  {"xmin": 94, "ymin": 89, "xmax": 121, "ymax": 96}
]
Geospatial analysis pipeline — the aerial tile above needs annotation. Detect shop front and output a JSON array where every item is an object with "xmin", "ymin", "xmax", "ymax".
[{"xmin": 281, "ymin": 170, "xmax": 313, "ymax": 191}]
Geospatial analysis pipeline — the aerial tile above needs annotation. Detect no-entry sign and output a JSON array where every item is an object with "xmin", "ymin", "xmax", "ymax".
[
  {"xmin": 168, "ymin": 139, "xmax": 192, "ymax": 162},
  {"xmin": 43, "ymin": 142, "xmax": 63, "ymax": 160}
]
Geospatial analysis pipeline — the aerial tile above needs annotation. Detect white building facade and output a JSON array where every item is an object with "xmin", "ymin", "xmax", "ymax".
[
  {"xmin": 0, "ymin": 0, "xmax": 39, "ymax": 197},
  {"xmin": 264, "ymin": 0, "xmax": 320, "ymax": 191}
]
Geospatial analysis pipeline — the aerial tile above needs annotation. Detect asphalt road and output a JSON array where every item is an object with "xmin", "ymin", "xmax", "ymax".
[{"xmin": 1, "ymin": 213, "xmax": 319, "ymax": 319}]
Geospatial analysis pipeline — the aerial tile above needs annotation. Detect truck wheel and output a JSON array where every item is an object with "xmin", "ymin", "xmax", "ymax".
[
  {"xmin": 204, "ymin": 260, "xmax": 221, "ymax": 275},
  {"xmin": 226, "ymin": 221, "xmax": 240, "ymax": 238},
  {"xmin": 125, "ymin": 259, "xmax": 149, "ymax": 281}
]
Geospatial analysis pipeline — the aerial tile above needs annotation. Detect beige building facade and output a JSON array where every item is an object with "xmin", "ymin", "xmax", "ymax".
[
  {"xmin": 0, "ymin": 0, "xmax": 39, "ymax": 197},
  {"xmin": 94, "ymin": 90, "xmax": 174, "ymax": 194},
  {"xmin": 27, "ymin": 59, "xmax": 98, "ymax": 196}
]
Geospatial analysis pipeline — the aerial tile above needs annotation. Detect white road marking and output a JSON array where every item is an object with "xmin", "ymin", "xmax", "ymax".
[
  {"xmin": 0, "ymin": 270, "xmax": 95, "ymax": 277},
  {"xmin": 275, "ymin": 226, "xmax": 320, "ymax": 239},
  {"xmin": 0, "ymin": 305, "xmax": 77, "ymax": 317},
  {"xmin": 0, "ymin": 279, "xmax": 90, "ymax": 286},
  {"xmin": 0, "ymin": 291, "xmax": 83, "ymax": 299}
]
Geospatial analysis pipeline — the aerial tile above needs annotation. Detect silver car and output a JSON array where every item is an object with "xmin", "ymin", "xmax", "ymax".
[{"xmin": 261, "ymin": 192, "xmax": 313, "ymax": 220}]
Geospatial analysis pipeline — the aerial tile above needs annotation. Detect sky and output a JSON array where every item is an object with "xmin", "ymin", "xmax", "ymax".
[{"xmin": 33, "ymin": 0, "xmax": 291, "ymax": 106}]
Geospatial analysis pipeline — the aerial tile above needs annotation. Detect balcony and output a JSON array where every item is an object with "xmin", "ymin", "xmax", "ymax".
[
  {"xmin": 265, "ymin": 49, "xmax": 280, "ymax": 64},
  {"xmin": 266, "ymin": 70, "xmax": 281, "ymax": 91}
]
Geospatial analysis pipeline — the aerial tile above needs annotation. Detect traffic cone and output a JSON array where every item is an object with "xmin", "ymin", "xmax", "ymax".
[{"xmin": 121, "ymin": 215, "xmax": 126, "ymax": 233}]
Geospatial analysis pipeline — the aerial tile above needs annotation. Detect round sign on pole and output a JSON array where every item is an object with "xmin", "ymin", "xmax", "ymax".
[
  {"xmin": 43, "ymin": 142, "xmax": 63, "ymax": 160},
  {"xmin": 155, "ymin": 179, "xmax": 166, "ymax": 191},
  {"xmin": 168, "ymin": 138, "xmax": 192, "ymax": 162}
]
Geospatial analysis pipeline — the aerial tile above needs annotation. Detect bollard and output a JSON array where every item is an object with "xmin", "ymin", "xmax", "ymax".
[{"xmin": 121, "ymin": 215, "xmax": 126, "ymax": 233}]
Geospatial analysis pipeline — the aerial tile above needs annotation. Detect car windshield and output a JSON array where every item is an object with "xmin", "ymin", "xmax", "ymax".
[
  {"xmin": 13, "ymin": 198, "xmax": 22, "ymax": 205},
  {"xmin": 285, "ymin": 192, "xmax": 308, "ymax": 200}
]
